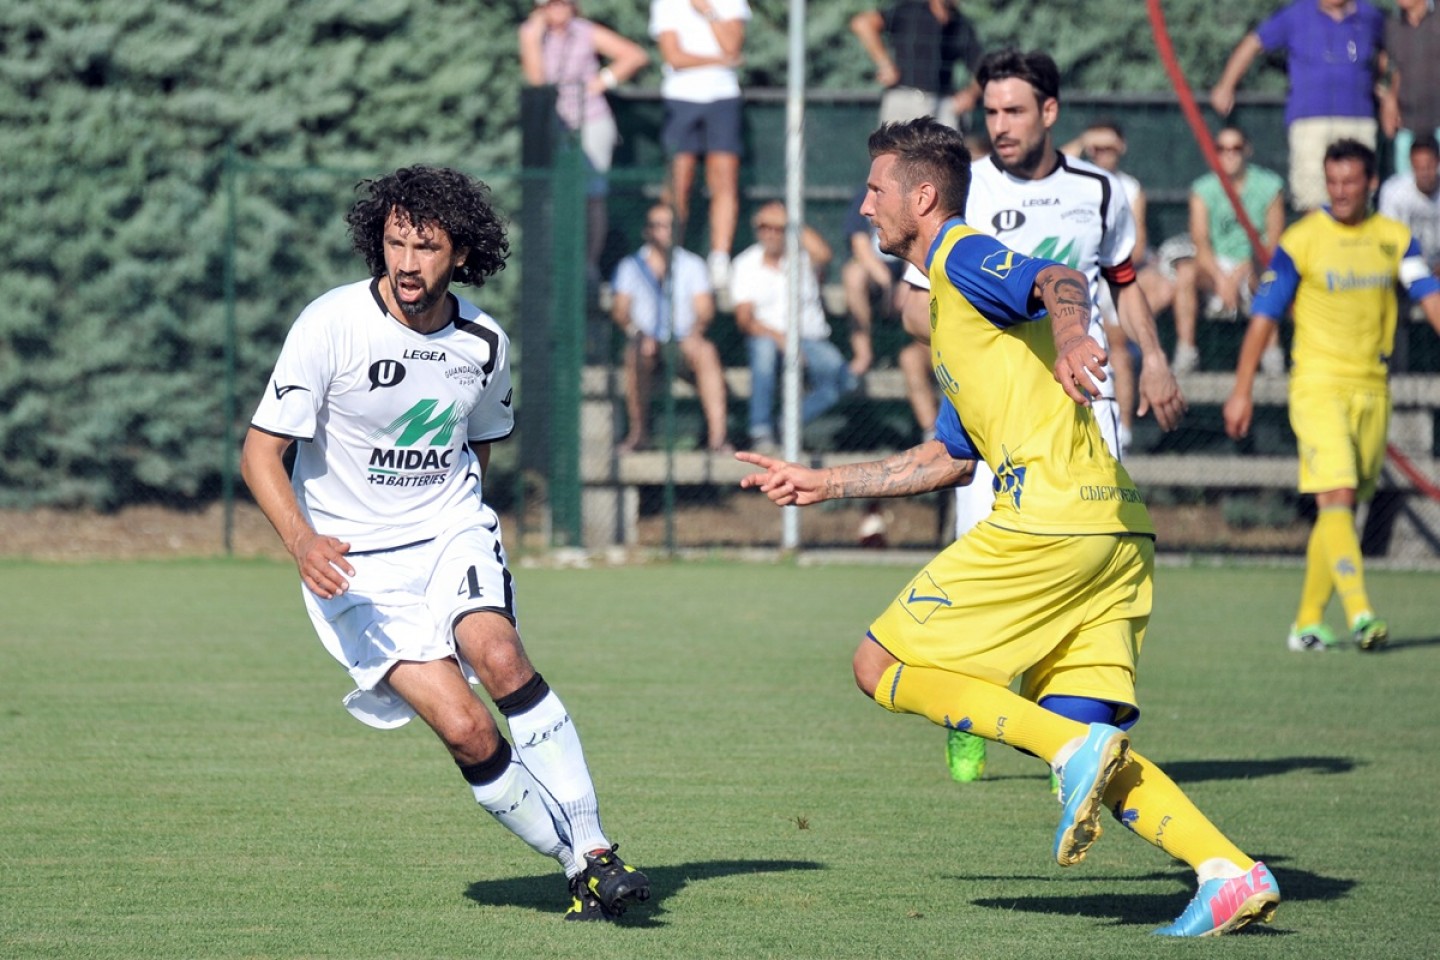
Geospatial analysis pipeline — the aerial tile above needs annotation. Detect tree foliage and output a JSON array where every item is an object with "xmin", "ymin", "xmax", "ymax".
[{"xmin": 0, "ymin": 0, "xmax": 1288, "ymax": 509}]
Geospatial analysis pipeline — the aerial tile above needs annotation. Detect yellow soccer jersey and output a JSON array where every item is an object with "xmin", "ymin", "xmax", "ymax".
[
  {"xmin": 1252, "ymin": 209, "xmax": 1440, "ymax": 385},
  {"xmin": 925, "ymin": 218, "xmax": 1153, "ymax": 538}
]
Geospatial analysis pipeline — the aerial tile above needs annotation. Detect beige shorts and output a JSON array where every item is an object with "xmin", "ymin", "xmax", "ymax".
[{"xmin": 1288, "ymin": 117, "xmax": 1377, "ymax": 211}]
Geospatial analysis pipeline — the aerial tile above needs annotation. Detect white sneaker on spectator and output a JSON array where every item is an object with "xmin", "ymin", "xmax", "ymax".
[
  {"xmin": 1172, "ymin": 342, "xmax": 1199, "ymax": 374},
  {"xmin": 708, "ymin": 250, "xmax": 731, "ymax": 304},
  {"xmin": 1260, "ymin": 345, "xmax": 1286, "ymax": 377}
]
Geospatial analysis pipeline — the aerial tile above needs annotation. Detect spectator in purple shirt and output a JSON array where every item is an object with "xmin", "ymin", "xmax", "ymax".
[{"xmin": 1211, "ymin": 0, "xmax": 1385, "ymax": 211}]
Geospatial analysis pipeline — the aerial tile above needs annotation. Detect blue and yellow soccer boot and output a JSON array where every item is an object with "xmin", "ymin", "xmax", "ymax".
[
  {"xmin": 946, "ymin": 728, "xmax": 987, "ymax": 782},
  {"xmin": 1051, "ymin": 723, "xmax": 1131, "ymax": 867},
  {"xmin": 1154, "ymin": 861, "xmax": 1280, "ymax": 937}
]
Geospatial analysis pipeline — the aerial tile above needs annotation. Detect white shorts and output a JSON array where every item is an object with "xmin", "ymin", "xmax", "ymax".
[
  {"xmin": 954, "ymin": 398, "xmax": 1123, "ymax": 539},
  {"xmin": 302, "ymin": 508, "xmax": 515, "ymax": 728}
]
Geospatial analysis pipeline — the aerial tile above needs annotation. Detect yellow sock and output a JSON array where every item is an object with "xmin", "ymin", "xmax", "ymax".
[
  {"xmin": 1103, "ymin": 750, "xmax": 1253, "ymax": 873},
  {"xmin": 876, "ymin": 663, "xmax": 1088, "ymax": 762},
  {"xmin": 1295, "ymin": 518, "xmax": 1334, "ymax": 627},
  {"xmin": 1313, "ymin": 505, "xmax": 1371, "ymax": 626}
]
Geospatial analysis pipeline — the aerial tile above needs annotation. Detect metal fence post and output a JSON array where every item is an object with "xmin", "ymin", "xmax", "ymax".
[{"xmin": 550, "ymin": 140, "xmax": 586, "ymax": 546}]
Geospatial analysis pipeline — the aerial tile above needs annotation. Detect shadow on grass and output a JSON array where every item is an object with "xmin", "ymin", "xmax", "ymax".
[
  {"xmin": 1162, "ymin": 755, "xmax": 1356, "ymax": 783},
  {"xmin": 1373, "ymin": 634, "xmax": 1440, "ymax": 652},
  {"xmin": 463, "ymin": 858, "xmax": 824, "ymax": 926},
  {"xmin": 965, "ymin": 857, "xmax": 1348, "ymax": 932},
  {"xmin": 914, "ymin": 755, "xmax": 1359, "ymax": 786}
]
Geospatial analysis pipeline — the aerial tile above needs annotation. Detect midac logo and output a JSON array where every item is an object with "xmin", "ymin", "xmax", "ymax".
[
  {"xmin": 369, "ymin": 399, "xmax": 464, "ymax": 447},
  {"xmin": 1030, "ymin": 235, "xmax": 1079, "ymax": 269}
]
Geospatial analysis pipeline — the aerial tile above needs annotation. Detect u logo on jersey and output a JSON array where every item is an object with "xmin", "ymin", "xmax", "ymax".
[
  {"xmin": 368, "ymin": 360, "xmax": 406, "ymax": 391},
  {"xmin": 991, "ymin": 209, "xmax": 1026, "ymax": 234}
]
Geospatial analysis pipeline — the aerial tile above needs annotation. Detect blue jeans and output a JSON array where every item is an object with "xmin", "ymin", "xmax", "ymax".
[{"xmin": 747, "ymin": 335, "xmax": 857, "ymax": 439}]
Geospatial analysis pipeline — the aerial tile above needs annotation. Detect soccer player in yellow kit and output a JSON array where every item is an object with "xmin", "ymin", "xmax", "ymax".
[
  {"xmin": 738, "ymin": 118, "xmax": 1279, "ymax": 937},
  {"xmin": 1225, "ymin": 139, "xmax": 1440, "ymax": 652}
]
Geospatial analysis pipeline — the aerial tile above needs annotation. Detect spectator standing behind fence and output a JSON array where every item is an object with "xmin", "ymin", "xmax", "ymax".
[
  {"xmin": 1379, "ymin": 0, "xmax": 1440, "ymax": 178},
  {"xmin": 518, "ymin": 0, "xmax": 648, "ymax": 287},
  {"xmin": 731, "ymin": 201, "xmax": 858, "ymax": 454},
  {"xmin": 1223, "ymin": 139, "xmax": 1440, "ymax": 654},
  {"xmin": 239, "ymin": 165, "xmax": 651, "ymax": 923},
  {"xmin": 1379, "ymin": 134, "xmax": 1440, "ymax": 275},
  {"xmin": 840, "ymin": 186, "xmax": 938, "ymax": 439},
  {"xmin": 1175, "ymin": 125, "xmax": 1287, "ymax": 375},
  {"xmin": 649, "ymin": 0, "xmax": 750, "ymax": 296},
  {"xmin": 610, "ymin": 204, "xmax": 732, "ymax": 455},
  {"xmin": 849, "ymin": 1, "xmax": 983, "ymax": 130},
  {"xmin": 1210, "ymin": 0, "xmax": 1385, "ymax": 212}
]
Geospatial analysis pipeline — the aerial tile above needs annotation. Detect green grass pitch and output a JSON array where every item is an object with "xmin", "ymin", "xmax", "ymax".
[{"xmin": 2, "ymin": 558, "xmax": 1437, "ymax": 959}]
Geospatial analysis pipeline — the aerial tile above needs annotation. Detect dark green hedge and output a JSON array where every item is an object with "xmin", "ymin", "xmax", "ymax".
[{"xmin": 0, "ymin": 0, "xmax": 1286, "ymax": 509}]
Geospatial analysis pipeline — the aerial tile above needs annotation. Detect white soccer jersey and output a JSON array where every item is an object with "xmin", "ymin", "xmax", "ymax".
[
  {"xmin": 250, "ymin": 278, "xmax": 514, "ymax": 552},
  {"xmin": 965, "ymin": 152, "xmax": 1140, "ymax": 401}
]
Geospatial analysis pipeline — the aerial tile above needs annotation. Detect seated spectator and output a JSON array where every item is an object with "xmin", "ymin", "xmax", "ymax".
[
  {"xmin": 839, "ymin": 187, "xmax": 937, "ymax": 439},
  {"xmin": 1176, "ymin": 125, "xmax": 1286, "ymax": 374},
  {"xmin": 611, "ymin": 204, "xmax": 731, "ymax": 454},
  {"xmin": 731, "ymin": 201, "xmax": 858, "ymax": 452},
  {"xmin": 1378, "ymin": 134, "xmax": 1440, "ymax": 277}
]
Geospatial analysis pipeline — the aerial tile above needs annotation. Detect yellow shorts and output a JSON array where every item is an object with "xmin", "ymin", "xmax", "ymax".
[
  {"xmin": 1288, "ymin": 379, "xmax": 1390, "ymax": 501},
  {"xmin": 868, "ymin": 523, "xmax": 1152, "ymax": 719}
]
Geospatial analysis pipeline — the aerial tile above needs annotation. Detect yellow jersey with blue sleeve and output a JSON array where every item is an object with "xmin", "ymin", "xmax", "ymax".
[
  {"xmin": 1252, "ymin": 209, "xmax": 1440, "ymax": 386},
  {"xmin": 925, "ymin": 218, "xmax": 1153, "ymax": 538}
]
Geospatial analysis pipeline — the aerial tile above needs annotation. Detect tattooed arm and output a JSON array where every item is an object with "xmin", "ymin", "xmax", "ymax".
[
  {"xmin": 736, "ymin": 443, "xmax": 974, "ymax": 508},
  {"xmin": 1033, "ymin": 263, "xmax": 1108, "ymax": 405}
]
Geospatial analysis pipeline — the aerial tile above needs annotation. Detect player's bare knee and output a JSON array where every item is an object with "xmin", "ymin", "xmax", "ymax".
[
  {"xmin": 851, "ymin": 637, "xmax": 892, "ymax": 698},
  {"xmin": 455, "ymin": 612, "xmax": 532, "ymax": 684},
  {"xmin": 434, "ymin": 705, "xmax": 500, "ymax": 764}
]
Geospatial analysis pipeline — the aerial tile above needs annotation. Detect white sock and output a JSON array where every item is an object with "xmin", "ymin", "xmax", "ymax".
[
  {"xmin": 1195, "ymin": 857, "xmax": 1246, "ymax": 884},
  {"xmin": 505, "ymin": 690, "xmax": 610, "ymax": 860},
  {"xmin": 470, "ymin": 759, "xmax": 577, "ymax": 876}
]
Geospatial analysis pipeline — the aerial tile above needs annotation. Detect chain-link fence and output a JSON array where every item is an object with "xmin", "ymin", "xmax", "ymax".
[
  {"xmin": 570, "ymin": 89, "xmax": 1440, "ymax": 559},
  {"xmin": 5, "ymin": 87, "xmax": 1437, "ymax": 563}
]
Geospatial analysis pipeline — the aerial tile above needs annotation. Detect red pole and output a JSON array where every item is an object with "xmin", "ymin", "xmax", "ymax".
[{"xmin": 1145, "ymin": 0, "xmax": 1269, "ymax": 267}]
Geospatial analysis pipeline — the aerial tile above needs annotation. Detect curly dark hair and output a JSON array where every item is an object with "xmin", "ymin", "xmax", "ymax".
[{"xmin": 346, "ymin": 165, "xmax": 509, "ymax": 287}]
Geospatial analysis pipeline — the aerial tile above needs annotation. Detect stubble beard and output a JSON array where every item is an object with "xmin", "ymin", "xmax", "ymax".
[
  {"xmin": 999, "ymin": 138, "xmax": 1049, "ymax": 180},
  {"xmin": 877, "ymin": 217, "xmax": 919, "ymax": 263}
]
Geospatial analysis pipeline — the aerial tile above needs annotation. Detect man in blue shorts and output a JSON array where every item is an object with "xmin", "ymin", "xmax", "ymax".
[{"xmin": 650, "ymin": 0, "xmax": 750, "ymax": 294}]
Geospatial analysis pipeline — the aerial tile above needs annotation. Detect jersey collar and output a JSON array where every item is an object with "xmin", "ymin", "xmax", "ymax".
[{"xmin": 925, "ymin": 216, "xmax": 970, "ymax": 271}]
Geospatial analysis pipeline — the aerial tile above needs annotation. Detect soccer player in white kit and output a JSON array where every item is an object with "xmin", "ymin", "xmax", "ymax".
[
  {"xmin": 240, "ymin": 166, "xmax": 649, "ymax": 922},
  {"xmin": 928, "ymin": 50, "xmax": 1187, "ymax": 783}
]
